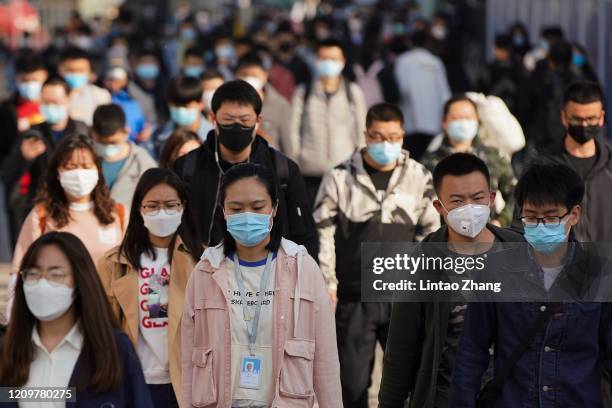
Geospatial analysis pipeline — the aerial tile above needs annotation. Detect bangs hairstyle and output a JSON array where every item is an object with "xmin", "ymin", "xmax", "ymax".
[
  {"xmin": 218, "ymin": 163, "xmax": 282, "ymax": 257},
  {"xmin": 158, "ymin": 129, "xmax": 201, "ymax": 169},
  {"xmin": 167, "ymin": 76, "xmax": 204, "ymax": 106},
  {"xmin": 366, "ymin": 103, "xmax": 404, "ymax": 128},
  {"xmin": 514, "ymin": 160, "xmax": 584, "ymax": 211},
  {"xmin": 36, "ymin": 133, "xmax": 116, "ymax": 228},
  {"xmin": 0, "ymin": 232, "xmax": 122, "ymax": 392},
  {"xmin": 433, "ymin": 153, "xmax": 490, "ymax": 193},
  {"xmin": 443, "ymin": 94, "xmax": 479, "ymax": 119},
  {"xmin": 120, "ymin": 168, "xmax": 202, "ymax": 270},
  {"xmin": 210, "ymin": 80, "xmax": 262, "ymax": 116}
]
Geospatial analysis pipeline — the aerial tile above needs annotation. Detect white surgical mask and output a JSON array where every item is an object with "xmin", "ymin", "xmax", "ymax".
[
  {"xmin": 442, "ymin": 202, "xmax": 490, "ymax": 238},
  {"xmin": 59, "ymin": 169, "xmax": 99, "ymax": 198},
  {"xmin": 241, "ymin": 76, "xmax": 264, "ymax": 91},
  {"xmin": 142, "ymin": 209, "xmax": 183, "ymax": 237},
  {"xmin": 24, "ymin": 279, "xmax": 74, "ymax": 321},
  {"xmin": 447, "ymin": 119, "xmax": 479, "ymax": 143}
]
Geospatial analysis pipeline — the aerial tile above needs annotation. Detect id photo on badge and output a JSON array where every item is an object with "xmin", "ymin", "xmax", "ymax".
[{"xmin": 239, "ymin": 356, "xmax": 262, "ymax": 389}]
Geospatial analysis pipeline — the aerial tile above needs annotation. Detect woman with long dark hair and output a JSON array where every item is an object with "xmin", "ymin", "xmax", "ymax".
[
  {"xmin": 181, "ymin": 163, "xmax": 341, "ymax": 408},
  {"xmin": 9, "ymin": 133, "xmax": 126, "ymax": 317},
  {"xmin": 0, "ymin": 232, "xmax": 152, "ymax": 406},
  {"xmin": 97, "ymin": 168, "xmax": 201, "ymax": 408}
]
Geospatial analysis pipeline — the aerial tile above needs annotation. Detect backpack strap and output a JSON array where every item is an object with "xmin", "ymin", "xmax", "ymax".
[
  {"xmin": 35, "ymin": 205, "xmax": 46, "ymax": 235},
  {"xmin": 272, "ymin": 148, "xmax": 289, "ymax": 191}
]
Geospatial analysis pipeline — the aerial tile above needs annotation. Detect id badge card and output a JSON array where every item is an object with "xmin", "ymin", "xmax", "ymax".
[{"xmin": 239, "ymin": 355, "xmax": 262, "ymax": 389}]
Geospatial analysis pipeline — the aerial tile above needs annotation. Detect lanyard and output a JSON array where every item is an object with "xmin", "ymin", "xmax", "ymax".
[{"xmin": 233, "ymin": 251, "xmax": 274, "ymax": 355}]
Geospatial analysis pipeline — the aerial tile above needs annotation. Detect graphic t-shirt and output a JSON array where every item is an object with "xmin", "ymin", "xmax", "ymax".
[
  {"xmin": 226, "ymin": 253, "xmax": 277, "ymax": 408},
  {"xmin": 137, "ymin": 248, "xmax": 171, "ymax": 384}
]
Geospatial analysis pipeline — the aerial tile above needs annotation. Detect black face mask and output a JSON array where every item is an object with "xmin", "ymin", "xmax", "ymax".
[
  {"xmin": 217, "ymin": 123, "xmax": 255, "ymax": 152},
  {"xmin": 568, "ymin": 124, "xmax": 600, "ymax": 144}
]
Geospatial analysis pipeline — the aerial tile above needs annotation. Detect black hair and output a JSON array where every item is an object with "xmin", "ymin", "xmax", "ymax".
[
  {"xmin": 202, "ymin": 68, "xmax": 224, "ymax": 82},
  {"xmin": 541, "ymin": 26, "xmax": 565, "ymax": 41},
  {"xmin": 236, "ymin": 52, "xmax": 265, "ymax": 72},
  {"xmin": 315, "ymin": 38, "xmax": 345, "ymax": 55},
  {"xmin": 411, "ymin": 30, "xmax": 429, "ymax": 48},
  {"xmin": 120, "ymin": 168, "xmax": 202, "ymax": 270},
  {"xmin": 166, "ymin": 76, "xmax": 204, "ymax": 106},
  {"xmin": 43, "ymin": 76, "xmax": 70, "ymax": 95},
  {"xmin": 548, "ymin": 40, "xmax": 572, "ymax": 67},
  {"xmin": 433, "ymin": 153, "xmax": 490, "ymax": 193},
  {"xmin": 92, "ymin": 104, "xmax": 126, "ymax": 138},
  {"xmin": 59, "ymin": 47, "xmax": 92, "ymax": 64},
  {"xmin": 366, "ymin": 103, "xmax": 404, "ymax": 128},
  {"xmin": 218, "ymin": 163, "xmax": 282, "ymax": 257},
  {"xmin": 514, "ymin": 160, "xmax": 584, "ymax": 211},
  {"xmin": 443, "ymin": 94, "xmax": 479, "ymax": 119},
  {"xmin": 15, "ymin": 51, "xmax": 46, "ymax": 74},
  {"xmin": 494, "ymin": 34, "xmax": 513, "ymax": 51},
  {"xmin": 184, "ymin": 46, "xmax": 205, "ymax": 61},
  {"xmin": 210, "ymin": 80, "xmax": 262, "ymax": 115},
  {"xmin": 563, "ymin": 80, "xmax": 604, "ymax": 106}
]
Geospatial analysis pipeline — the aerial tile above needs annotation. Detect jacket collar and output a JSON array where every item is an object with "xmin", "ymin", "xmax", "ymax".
[
  {"xmin": 347, "ymin": 147, "xmax": 411, "ymax": 198},
  {"xmin": 200, "ymin": 238, "xmax": 305, "ymax": 270},
  {"xmin": 424, "ymin": 224, "xmax": 523, "ymax": 243},
  {"xmin": 106, "ymin": 235, "xmax": 189, "ymax": 265}
]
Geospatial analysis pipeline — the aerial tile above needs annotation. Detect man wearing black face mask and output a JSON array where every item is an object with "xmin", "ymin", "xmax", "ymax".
[
  {"xmin": 172, "ymin": 80, "xmax": 318, "ymax": 258},
  {"xmin": 542, "ymin": 80, "xmax": 612, "ymax": 242}
]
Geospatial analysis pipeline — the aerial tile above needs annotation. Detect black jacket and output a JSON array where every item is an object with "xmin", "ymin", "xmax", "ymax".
[
  {"xmin": 378, "ymin": 224, "xmax": 523, "ymax": 408},
  {"xmin": 173, "ymin": 132, "xmax": 319, "ymax": 258},
  {"xmin": 0, "ymin": 95, "xmax": 20, "ymax": 167},
  {"xmin": 1, "ymin": 119, "xmax": 88, "ymax": 205},
  {"xmin": 542, "ymin": 135, "xmax": 612, "ymax": 242}
]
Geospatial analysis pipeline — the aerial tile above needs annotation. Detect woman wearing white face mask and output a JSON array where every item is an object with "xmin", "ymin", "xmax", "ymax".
[
  {"xmin": 0, "ymin": 232, "xmax": 153, "ymax": 407},
  {"xmin": 97, "ymin": 168, "xmax": 202, "ymax": 408},
  {"xmin": 422, "ymin": 95, "xmax": 516, "ymax": 226},
  {"xmin": 9, "ymin": 133, "xmax": 126, "ymax": 318}
]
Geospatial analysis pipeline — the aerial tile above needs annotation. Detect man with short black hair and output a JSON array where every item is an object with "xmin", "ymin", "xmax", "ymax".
[
  {"xmin": 183, "ymin": 46, "xmax": 206, "ymax": 79},
  {"xmin": 173, "ymin": 80, "xmax": 318, "ymax": 256},
  {"xmin": 288, "ymin": 38, "xmax": 367, "ymax": 206},
  {"xmin": 379, "ymin": 153, "xmax": 521, "ymax": 408},
  {"xmin": 542, "ymin": 80, "xmax": 611, "ymax": 241},
  {"xmin": 92, "ymin": 103, "xmax": 156, "ymax": 208},
  {"xmin": 0, "ymin": 51, "xmax": 48, "ymax": 166},
  {"xmin": 235, "ymin": 52, "xmax": 291, "ymax": 151},
  {"xmin": 58, "ymin": 47, "xmax": 111, "ymax": 125},
  {"xmin": 150, "ymin": 76, "xmax": 213, "ymax": 157},
  {"xmin": 1, "ymin": 76, "xmax": 88, "ymax": 238},
  {"xmin": 451, "ymin": 160, "xmax": 612, "ymax": 408}
]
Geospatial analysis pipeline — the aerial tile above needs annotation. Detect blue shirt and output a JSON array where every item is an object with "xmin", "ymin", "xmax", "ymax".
[
  {"xmin": 102, "ymin": 157, "xmax": 127, "ymax": 188},
  {"xmin": 112, "ymin": 90, "xmax": 146, "ymax": 142}
]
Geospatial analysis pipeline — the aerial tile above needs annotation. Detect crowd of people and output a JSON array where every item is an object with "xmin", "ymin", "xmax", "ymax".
[{"xmin": 0, "ymin": 1, "xmax": 610, "ymax": 407}]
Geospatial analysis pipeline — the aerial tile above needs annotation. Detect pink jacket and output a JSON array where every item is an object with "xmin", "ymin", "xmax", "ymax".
[{"xmin": 181, "ymin": 238, "xmax": 343, "ymax": 408}]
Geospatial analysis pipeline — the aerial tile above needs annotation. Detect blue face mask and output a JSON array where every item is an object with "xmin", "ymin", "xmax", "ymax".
[
  {"xmin": 181, "ymin": 28, "xmax": 197, "ymax": 42},
  {"xmin": 63, "ymin": 73, "xmax": 89, "ymax": 90},
  {"xmin": 135, "ymin": 63, "xmax": 160, "ymax": 80},
  {"xmin": 513, "ymin": 34, "xmax": 525, "ymax": 47},
  {"xmin": 367, "ymin": 142, "xmax": 402, "ymax": 166},
  {"xmin": 94, "ymin": 142, "xmax": 123, "ymax": 159},
  {"xmin": 184, "ymin": 65, "xmax": 205, "ymax": 78},
  {"xmin": 170, "ymin": 107, "xmax": 199, "ymax": 127},
  {"xmin": 215, "ymin": 45, "xmax": 235, "ymax": 60},
  {"xmin": 316, "ymin": 59, "xmax": 344, "ymax": 77},
  {"xmin": 447, "ymin": 119, "xmax": 479, "ymax": 143},
  {"xmin": 572, "ymin": 53, "xmax": 586, "ymax": 68},
  {"xmin": 226, "ymin": 211, "xmax": 273, "ymax": 247},
  {"xmin": 17, "ymin": 81, "xmax": 42, "ymax": 101},
  {"xmin": 40, "ymin": 104, "xmax": 68, "ymax": 125},
  {"xmin": 524, "ymin": 222, "xmax": 568, "ymax": 254}
]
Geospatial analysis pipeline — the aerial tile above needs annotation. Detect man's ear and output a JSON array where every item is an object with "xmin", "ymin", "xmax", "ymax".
[
  {"xmin": 489, "ymin": 191, "xmax": 497, "ymax": 207},
  {"xmin": 569, "ymin": 205, "xmax": 581, "ymax": 226},
  {"xmin": 561, "ymin": 109, "xmax": 568, "ymax": 128},
  {"xmin": 433, "ymin": 199, "xmax": 445, "ymax": 217},
  {"xmin": 599, "ymin": 110, "xmax": 606, "ymax": 127}
]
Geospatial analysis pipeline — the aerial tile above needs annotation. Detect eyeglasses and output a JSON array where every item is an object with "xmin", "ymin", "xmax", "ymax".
[
  {"xmin": 520, "ymin": 211, "xmax": 570, "ymax": 228},
  {"xmin": 20, "ymin": 267, "xmax": 70, "ymax": 285},
  {"xmin": 566, "ymin": 114, "xmax": 602, "ymax": 127},
  {"xmin": 365, "ymin": 131, "xmax": 404, "ymax": 144},
  {"xmin": 141, "ymin": 201, "xmax": 183, "ymax": 216}
]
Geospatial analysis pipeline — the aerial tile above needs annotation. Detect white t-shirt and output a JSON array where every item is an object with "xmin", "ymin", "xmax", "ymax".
[
  {"xmin": 21, "ymin": 324, "xmax": 83, "ymax": 408},
  {"xmin": 226, "ymin": 253, "xmax": 277, "ymax": 408},
  {"xmin": 137, "ymin": 248, "xmax": 171, "ymax": 384}
]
